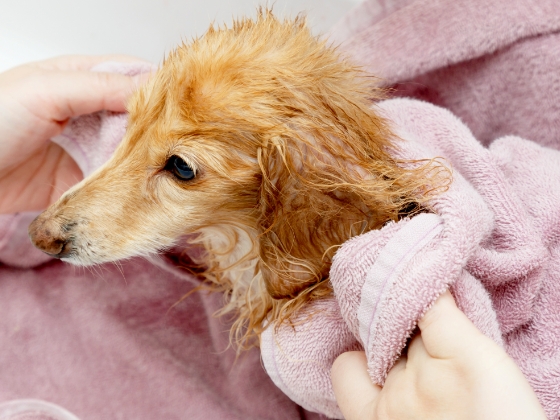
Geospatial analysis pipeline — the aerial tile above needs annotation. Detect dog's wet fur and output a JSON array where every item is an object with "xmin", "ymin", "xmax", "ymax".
[{"xmin": 29, "ymin": 10, "xmax": 446, "ymax": 347}]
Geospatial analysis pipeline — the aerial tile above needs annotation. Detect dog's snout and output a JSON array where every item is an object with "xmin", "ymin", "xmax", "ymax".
[{"xmin": 28, "ymin": 215, "xmax": 74, "ymax": 258}]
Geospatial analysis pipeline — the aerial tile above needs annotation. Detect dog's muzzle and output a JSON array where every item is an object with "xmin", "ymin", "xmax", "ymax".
[{"xmin": 28, "ymin": 214, "xmax": 75, "ymax": 259}]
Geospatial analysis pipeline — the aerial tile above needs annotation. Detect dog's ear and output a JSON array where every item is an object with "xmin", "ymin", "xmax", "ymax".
[
  {"xmin": 256, "ymin": 135, "xmax": 327, "ymax": 299},
  {"xmin": 255, "ymin": 134, "xmax": 382, "ymax": 300},
  {"xmin": 255, "ymin": 122, "xmax": 448, "ymax": 302}
]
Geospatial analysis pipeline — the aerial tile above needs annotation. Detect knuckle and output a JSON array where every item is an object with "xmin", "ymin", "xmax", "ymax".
[
  {"xmin": 331, "ymin": 351, "xmax": 354, "ymax": 377},
  {"xmin": 95, "ymin": 71, "xmax": 114, "ymax": 88}
]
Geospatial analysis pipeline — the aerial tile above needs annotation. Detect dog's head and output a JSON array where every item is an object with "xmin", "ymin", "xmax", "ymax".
[{"xmin": 29, "ymin": 11, "xmax": 444, "ymax": 340}]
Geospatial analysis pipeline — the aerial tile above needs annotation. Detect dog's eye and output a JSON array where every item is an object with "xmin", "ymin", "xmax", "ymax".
[{"xmin": 166, "ymin": 155, "xmax": 195, "ymax": 181}]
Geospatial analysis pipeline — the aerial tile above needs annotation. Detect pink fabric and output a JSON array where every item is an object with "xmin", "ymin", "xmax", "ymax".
[
  {"xmin": 262, "ymin": 98, "xmax": 560, "ymax": 418},
  {"xmin": 0, "ymin": 256, "xmax": 314, "ymax": 419},
  {"xmin": 330, "ymin": 0, "xmax": 560, "ymax": 150},
  {"xmin": 0, "ymin": 213, "xmax": 50, "ymax": 268},
  {"xmin": 262, "ymin": 1, "xmax": 560, "ymax": 418},
  {"xmin": 0, "ymin": 64, "xmax": 320, "ymax": 419},
  {"xmin": 2, "ymin": 1, "xmax": 560, "ymax": 419}
]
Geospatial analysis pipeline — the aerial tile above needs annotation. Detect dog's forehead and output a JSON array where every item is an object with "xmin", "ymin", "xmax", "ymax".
[
  {"xmin": 122, "ymin": 104, "xmax": 255, "ymax": 170},
  {"xmin": 125, "ymin": 84, "xmax": 267, "ymax": 158},
  {"xmin": 131, "ymin": 67, "xmax": 248, "ymax": 130},
  {"xmin": 124, "ymin": 19, "xmax": 332, "ymax": 160}
]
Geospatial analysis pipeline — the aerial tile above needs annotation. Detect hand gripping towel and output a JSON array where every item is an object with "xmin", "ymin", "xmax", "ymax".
[{"xmin": 261, "ymin": 98, "xmax": 560, "ymax": 419}]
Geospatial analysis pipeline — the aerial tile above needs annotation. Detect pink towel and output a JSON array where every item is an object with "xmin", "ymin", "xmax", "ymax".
[
  {"xmin": 330, "ymin": 0, "xmax": 560, "ymax": 150},
  {"xmin": 261, "ymin": 98, "xmax": 560, "ymax": 418},
  {"xmin": 262, "ymin": 1, "xmax": 560, "ymax": 418}
]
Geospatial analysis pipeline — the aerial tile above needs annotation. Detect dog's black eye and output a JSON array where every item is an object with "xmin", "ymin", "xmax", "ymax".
[{"xmin": 166, "ymin": 155, "xmax": 195, "ymax": 181}]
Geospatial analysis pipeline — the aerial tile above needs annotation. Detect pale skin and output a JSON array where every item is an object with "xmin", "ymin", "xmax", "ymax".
[
  {"xmin": 0, "ymin": 56, "xmax": 548, "ymax": 419},
  {"xmin": 0, "ymin": 55, "xmax": 147, "ymax": 214},
  {"xmin": 331, "ymin": 291, "xmax": 547, "ymax": 420}
]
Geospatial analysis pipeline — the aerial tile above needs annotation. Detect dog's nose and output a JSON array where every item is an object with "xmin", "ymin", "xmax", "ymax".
[{"xmin": 28, "ymin": 215, "xmax": 73, "ymax": 258}]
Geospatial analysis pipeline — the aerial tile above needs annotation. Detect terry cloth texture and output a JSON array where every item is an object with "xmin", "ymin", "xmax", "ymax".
[
  {"xmin": 330, "ymin": 0, "xmax": 560, "ymax": 150},
  {"xmin": 261, "ymin": 98, "xmax": 560, "ymax": 418},
  {"xmin": 261, "ymin": 0, "xmax": 560, "ymax": 418}
]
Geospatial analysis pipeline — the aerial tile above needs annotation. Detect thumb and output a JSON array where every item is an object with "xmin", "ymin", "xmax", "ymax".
[
  {"xmin": 43, "ymin": 70, "xmax": 147, "ymax": 120},
  {"xmin": 331, "ymin": 351, "xmax": 381, "ymax": 420},
  {"xmin": 417, "ymin": 290, "xmax": 489, "ymax": 359}
]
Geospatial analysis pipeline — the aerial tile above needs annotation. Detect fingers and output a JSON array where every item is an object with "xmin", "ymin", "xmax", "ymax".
[
  {"xmin": 417, "ymin": 290, "xmax": 485, "ymax": 359},
  {"xmin": 332, "ymin": 351, "xmax": 380, "ymax": 420},
  {"xmin": 34, "ymin": 54, "xmax": 152, "ymax": 71},
  {"xmin": 3, "ymin": 55, "xmax": 154, "ymax": 122},
  {"xmin": 35, "ymin": 70, "xmax": 147, "ymax": 120}
]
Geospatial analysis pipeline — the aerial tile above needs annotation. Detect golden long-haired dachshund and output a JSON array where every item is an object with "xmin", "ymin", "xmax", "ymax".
[{"xmin": 29, "ymin": 10, "xmax": 445, "ymax": 347}]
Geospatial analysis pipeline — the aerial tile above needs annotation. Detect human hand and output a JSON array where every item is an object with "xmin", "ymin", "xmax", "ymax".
[
  {"xmin": 0, "ymin": 55, "xmax": 149, "ymax": 214},
  {"xmin": 331, "ymin": 291, "xmax": 547, "ymax": 420}
]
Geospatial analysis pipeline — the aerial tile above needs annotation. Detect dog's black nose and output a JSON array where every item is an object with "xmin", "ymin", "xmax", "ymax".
[{"xmin": 28, "ymin": 215, "xmax": 74, "ymax": 258}]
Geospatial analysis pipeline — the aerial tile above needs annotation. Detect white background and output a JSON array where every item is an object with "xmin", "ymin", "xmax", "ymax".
[{"xmin": 0, "ymin": 0, "xmax": 362, "ymax": 72}]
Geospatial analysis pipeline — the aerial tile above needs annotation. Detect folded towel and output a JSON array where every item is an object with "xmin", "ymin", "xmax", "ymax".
[{"xmin": 261, "ymin": 98, "xmax": 560, "ymax": 419}]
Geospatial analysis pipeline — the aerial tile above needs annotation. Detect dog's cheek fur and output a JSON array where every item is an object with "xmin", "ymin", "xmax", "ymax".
[
  {"xmin": 60, "ymin": 156, "xmax": 259, "ymax": 265},
  {"xmin": 256, "ymin": 140, "xmax": 378, "ymax": 300},
  {"xmin": 32, "ymin": 171, "xmax": 185, "ymax": 264}
]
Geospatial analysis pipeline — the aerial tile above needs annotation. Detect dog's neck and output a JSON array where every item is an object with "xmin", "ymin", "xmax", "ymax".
[{"xmin": 196, "ymin": 223, "xmax": 261, "ymax": 301}]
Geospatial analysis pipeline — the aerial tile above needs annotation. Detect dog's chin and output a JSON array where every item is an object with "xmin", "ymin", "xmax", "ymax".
[
  {"xmin": 58, "ymin": 249, "xmax": 150, "ymax": 267},
  {"xmin": 46, "ymin": 240, "xmax": 164, "ymax": 267},
  {"xmin": 57, "ymin": 251, "xmax": 125, "ymax": 267}
]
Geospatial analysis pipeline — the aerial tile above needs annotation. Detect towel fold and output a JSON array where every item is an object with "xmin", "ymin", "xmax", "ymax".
[{"xmin": 261, "ymin": 98, "xmax": 560, "ymax": 419}]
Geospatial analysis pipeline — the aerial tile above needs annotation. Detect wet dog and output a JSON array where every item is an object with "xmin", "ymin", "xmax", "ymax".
[{"xmin": 29, "ymin": 11, "xmax": 443, "ymax": 346}]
